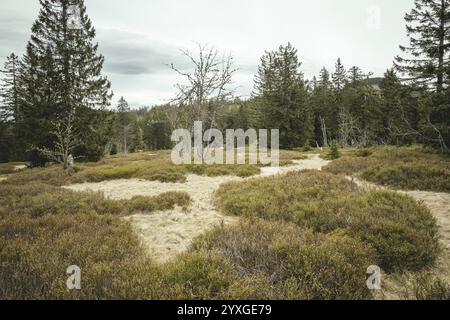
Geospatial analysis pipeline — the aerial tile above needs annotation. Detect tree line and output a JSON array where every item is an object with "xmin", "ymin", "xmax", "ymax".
[{"xmin": 0, "ymin": 0, "xmax": 449, "ymax": 167}]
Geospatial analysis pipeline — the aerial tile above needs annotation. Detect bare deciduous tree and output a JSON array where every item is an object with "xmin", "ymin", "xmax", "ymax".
[
  {"xmin": 169, "ymin": 42, "xmax": 238, "ymax": 128},
  {"xmin": 338, "ymin": 109, "xmax": 371, "ymax": 148},
  {"xmin": 389, "ymin": 106, "xmax": 449, "ymax": 153},
  {"xmin": 319, "ymin": 116, "xmax": 328, "ymax": 147}
]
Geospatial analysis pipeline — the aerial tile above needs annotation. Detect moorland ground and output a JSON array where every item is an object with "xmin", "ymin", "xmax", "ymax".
[{"xmin": 0, "ymin": 146, "xmax": 449, "ymax": 299}]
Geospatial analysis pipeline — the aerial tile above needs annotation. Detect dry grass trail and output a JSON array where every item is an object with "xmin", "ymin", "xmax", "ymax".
[{"xmin": 65, "ymin": 154, "xmax": 330, "ymax": 263}]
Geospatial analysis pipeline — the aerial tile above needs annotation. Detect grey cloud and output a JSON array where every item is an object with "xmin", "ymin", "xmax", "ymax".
[
  {"xmin": 97, "ymin": 29, "xmax": 191, "ymax": 75},
  {"xmin": 106, "ymin": 62, "xmax": 151, "ymax": 75},
  {"xmin": 0, "ymin": 10, "xmax": 31, "ymax": 59}
]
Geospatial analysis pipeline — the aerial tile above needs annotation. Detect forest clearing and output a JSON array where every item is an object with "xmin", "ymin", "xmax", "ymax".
[
  {"xmin": 1, "ymin": 146, "xmax": 449, "ymax": 300},
  {"xmin": 1, "ymin": 0, "xmax": 449, "ymax": 304}
]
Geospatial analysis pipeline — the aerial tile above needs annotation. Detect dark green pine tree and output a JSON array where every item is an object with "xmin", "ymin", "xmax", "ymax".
[
  {"xmin": 395, "ymin": 0, "xmax": 450, "ymax": 93},
  {"xmin": 129, "ymin": 116, "xmax": 145, "ymax": 153},
  {"xmin": 318, "ymin": 67, "xmax": 332, "ymax": 88},
  {"xmin": 20, "ymin": 0, "xmax": 113, "ymax": 165},
  {"xmin": 332, "ymin": 58, "xmax": 347, "ymax": 92},
  {"xmin": 0, "ymin": 53, "xmax": 21, "ymax": 123},
  {"xmin": 330, "ymin": 58, "xmax": 349, "ymax": 141},
  {"xmin": 395, "ymin": 0, "xmax": 450, "ymax": 152},
  {"xmin": 254, "ymin": 43, "xmax": 313, "ymax": 148},
  {"xmin": 116, "ymin": 97, "xmax": 132, "ymax": 154},
  {"xmin": 311, "ymin": 67, "xmax": 336, "ymax": 145},
  {"xmin": 310, "ymin": 76, "xmax": 318, "ymax": 91},
  {"xmin": 379, "ymin": 69, "xmax": 419, "ymax": 145},
  {"xmin": 348, "ymin": 66, "xmax": 368, "ymax": 88}
]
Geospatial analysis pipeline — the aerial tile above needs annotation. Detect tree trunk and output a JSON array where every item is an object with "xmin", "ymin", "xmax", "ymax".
[
  {"xmin": 437, "ymin": 0, "xmax": 446, "ymax": 93},
  {"xmin": 123, "ymin": 126, "xmax": 127, "ymax": 154}
]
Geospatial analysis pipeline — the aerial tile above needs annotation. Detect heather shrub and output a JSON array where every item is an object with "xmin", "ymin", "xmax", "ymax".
[
  {"xmin": 192, "ymin": 220, "xmax": 376, "ymax": 299},
  {"xmin": 324, "ymin": 146, "xmax": 450, "ymax": 192},
  {"xmin": 216, "ymin": 171, "xmax": 440, "ymax": 272},
  {"xmin": 360, "ymin": 164, "xmax": 450, "ymax": 192}
]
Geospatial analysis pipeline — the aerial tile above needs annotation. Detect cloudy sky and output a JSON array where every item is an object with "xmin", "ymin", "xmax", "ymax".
[{"xmin": 0, "ymin": 0, "xmax": 414, "ymax": 108}]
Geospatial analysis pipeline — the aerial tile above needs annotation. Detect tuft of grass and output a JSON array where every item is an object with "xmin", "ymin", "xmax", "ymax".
[
  {"xmin": 408, "ymin": 275, "xmax": 450, "ymax": 300},
  {"xmin": 323, "ymin": 156, "xmax": 373, "ymax": 176},
  {"xmin": 354, "ymin": 149, "xmax": 373, "ymax": 158},
  {"xmin": 215, "ymin": 170, "xmax": 440, "ymax": 272},
  {"xmin": 126, "ymin": 192, "xmax": 191, "ymax": 212},
  {"xmin": 295, "ymin": 190, "xmax": 440, "ymax": 272}
]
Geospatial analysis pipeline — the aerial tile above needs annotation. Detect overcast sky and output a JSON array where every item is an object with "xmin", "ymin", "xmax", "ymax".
[{"xmin": 0, "ymin": 0, "xmax": 414, "ymax": 108}]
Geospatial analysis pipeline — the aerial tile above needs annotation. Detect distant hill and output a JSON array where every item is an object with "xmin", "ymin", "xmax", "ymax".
[{"xmin": 367, "ymin": 77, "xmax": 383, "ymax": 86}]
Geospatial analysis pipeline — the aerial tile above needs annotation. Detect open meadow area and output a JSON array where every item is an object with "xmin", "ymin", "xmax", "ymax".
[
  {"xmin": 1, "ymin": 0, "xmax": 449, "ymax": 304},
  {"xmin": 1, "ymin": 146, "xmax": 449, "ymax": 299}
]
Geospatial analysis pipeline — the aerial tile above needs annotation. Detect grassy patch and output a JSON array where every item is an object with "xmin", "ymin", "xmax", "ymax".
[
  {"xmin": 0, "ymin": 183, "xmax": 191, "ymax": 218},
  {"xmin": 126, "ymin": 192, "xmax": 191, "ymax": 212},
  {"xmin": 0, "ymin": 213, "xmax": 145, "ymax": 299},
  {"xmin": 324, "ymin": 146, "xmax": 450, "ymax": 192},
  {"xmin": 1, "ymin": 147, "xmax": 447, "ymax": 299},
  {"xmin": 215, "ymin": 170, "xmax": 440, "ymax": 272},
  {"xmin": 360, "ymin": 163, "xmax": 450, "ymax": 192},
  {"xmin": 407, "ymin": 275, "xmax": 450, "ymax": 300},
  {"xmin": 0, "ymin": 162, "xmax": 27, "ymax": 175},
  {"xmin": 3, "ymin": 149, "xmax": 310, "ymax": 186},
  {"xmin": 191, "ymin": 219, "xmax": 375, "ymax": 299}
]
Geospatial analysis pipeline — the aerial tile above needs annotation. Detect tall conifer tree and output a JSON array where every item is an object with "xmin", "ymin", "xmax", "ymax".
[
  {"xmin": 395, "ymin": 0, "xmax": 450, "ymax": 92},
  {"xmin": 0, "ymin": 53, "xmax": 20, "ymax": 123},
  {"xmin": 19, "ymin": 0, "xmax": 112, "ymax": 164},
  {"xmin": 254, "ymin": 43, "xmax": 313, "ymax": 148}
]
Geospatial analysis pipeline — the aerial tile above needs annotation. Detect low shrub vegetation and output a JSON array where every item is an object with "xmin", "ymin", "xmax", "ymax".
[
  {"xmin": 408, "ymin": 275, "xmax": 450, "ymax": 300},
  {"xmin": 2, "ymin": 149, "xmax": 309, "ymax": 186},
  {"xmin": 360, "ymin": 163, "xmax": 450, "ymax": 192},
  {"xmin": 324, "ymin": 146, "xmax": 450, "ymax": 192},
  {"xmin": 215, "ymin": 170, "xmax": 441, "ymax": 272},
  {"xmin": 324, "ymin": 141, "xmax": 341, "ymax": 160},
  {"xmin": 0, "ymin": 213, "xmax": 146, "ymax": 299},
  {"xmin": 0, "ymin": 182, "xmax": 191, "ymax": 218},
  {"xmin": 0, "ymin": 147, "xmax": 447, "ymax": 299},
  {"xmin": 192, "ymin": 219, "xmax": 376, "ymax": 299},
  {"xmin": 0, "ymin": 162, "xmax": 27, "ymax": 175}
]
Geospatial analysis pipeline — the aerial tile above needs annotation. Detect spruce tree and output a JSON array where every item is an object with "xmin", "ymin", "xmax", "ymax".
[
  {"xmin": 318, "ymin": 67, "xmax": 332, "ymax": 89},
  {"xmin": 254, "ymin": 43, "xmax": 313, "ymax": 148},
  {"xmin": 395, "ymin": 0, "xmax": 450, "ymax": 92},
  {"xmin": 116, "ymin": 97, "xmax": 132, "ymax": 154},
  {"xmin": 395, "ymin": 0, "xmax": 450, "ymax": 152},
  {"xmin": 380, "ymin": 69, "xmax": 407, "ymax": 144},
  {"xmin": 20, "ymin": 0, "xmax": 112, "ymax": 165},
  {"xmin": 327, "ymin": 140, "xmax": 341, "ymax": 160},
  {"xmin": 348, "ymin": 66, "xmax": 367, "ymax": 88},
  {"xmin": 0, "ymin": 53, "xmax": 20, "ymax": 122},
  {"xmin": 332, "ymin": 58, "xmax": 347, "ymax": 92},
  {"xmin": 129, "ymin": 117, "xmax": 145, "ymax": 153}
]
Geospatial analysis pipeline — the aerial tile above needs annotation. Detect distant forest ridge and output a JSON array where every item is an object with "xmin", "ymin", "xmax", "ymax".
[{"xmin": 0, "ymin": 0, "xmax": 448, "ymax": 167}]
